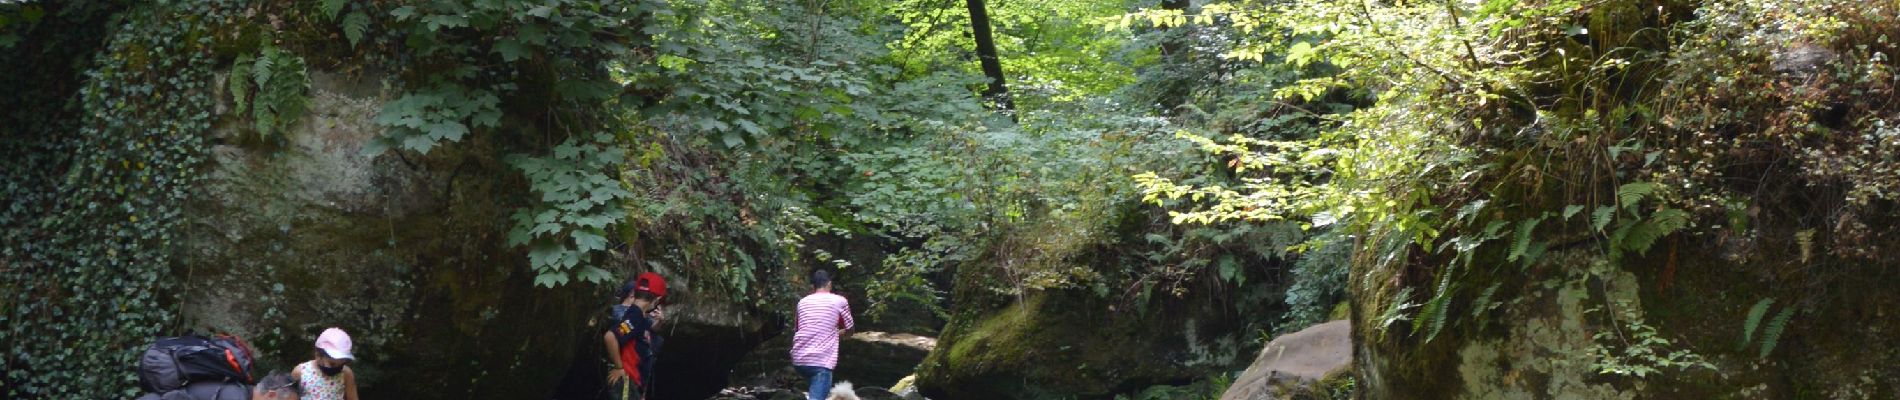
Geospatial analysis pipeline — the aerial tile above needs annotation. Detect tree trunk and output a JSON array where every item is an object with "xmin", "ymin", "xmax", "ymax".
[
  {"xmin": 965, "ymin": 0, "xmax": 1015, "ymax": 114},
  {"xmin": 1155, "ymin": 0, "xmax": 1192, "ymax": 115}
]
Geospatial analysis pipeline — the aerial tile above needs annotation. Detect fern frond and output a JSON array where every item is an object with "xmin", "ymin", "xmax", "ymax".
[
  {"xmin": 1471, "ymin": 283, "xmax": 1500, "ymax": 318},
  {"xmin": 1455, "ymin": 199, "xmax": 1487, "ymax": 224},
  {"xmin": 1508, "ymin": 217, "xmax": 1543, "ymax": 262},
  {"xmin": 1741, "ymin": 298, "xmax": 1774, "ymax": 349},
  {"xmin": 343, "ymin": 12, "xmax": 370, "ymax": 47},
  {"xmin": 228, "ymin": 54, "xmax": 253, "ymax": 115},
  {"xmin": 1377, "ymin": 287, "xmax": 1418, "ymax": 338},
  {"xmin": 1424, "ymin": 292, "xmax": 1452, "ymax": 342},
  {"xmin": 1592, "ymin": 206, "xmax": 1616, "ymax": 232},
  {"xmin": 1623, "ymin": 208, "xmax": 1690, "ymax": 256},
  {"xmin": 1617, "ymin": 182, "xmax": 1658, "ymax": 208},
  {"xmin": 321, "ymin": 0, "xmax": 348, "ymax": 20},
  {"xmin": 1759, "ymin": 306, "xmax": 1794, "ymax": 359}
]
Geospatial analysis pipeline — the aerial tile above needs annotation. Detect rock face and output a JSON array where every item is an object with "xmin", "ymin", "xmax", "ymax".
[
  {"xmin": 179, "ymin": 70, "xmax": 600, "ymax": 398},
  {"xmin": 1351, "ymin": 244, "xmax": 1900, "ymax": 399},
  {"xmin": 915, "ymin": 288, "xmax": 1260, "ymax": 399},
  {"xmin": 178, "ymin": 70, "xmax": 775, "ymax": 400},
  {"xmin": 1219, "ymin": 320, "xmax": 1351, "ymax": 400},
  {"xmin": 837, "ymin": 332, "xmax": 936, "ymax": 388}
]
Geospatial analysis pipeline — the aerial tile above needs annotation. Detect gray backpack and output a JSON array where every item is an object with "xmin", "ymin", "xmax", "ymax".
[{"xmin": 138, "ymin": 335, "xmax": 256, "ymax": 394}]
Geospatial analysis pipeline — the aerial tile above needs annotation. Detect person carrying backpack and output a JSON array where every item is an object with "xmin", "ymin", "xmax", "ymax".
[
  {"xmin": 291, "ymin": 327, "xmax": 359, "ymax": 400},
  {"xmin": 136, "ymin": 333, "xmax": 258, "ymax": 400},
  {"xmin": 791, "ymin": 269, "xmax": 854, "ymax": 400},
  {"xmin": 603, "ymin": 272, "xmax": 667, "ymax": 400}
]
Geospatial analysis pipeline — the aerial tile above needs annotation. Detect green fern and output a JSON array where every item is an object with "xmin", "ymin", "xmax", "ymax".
[
  {"xmin": 1758, "ymin": 306, "xmax": 1795, "ymax": 359},
  {"xmin": 1740, "ymin": 298, "xmax": 1775, "ymax": 349},
  {"xmin": 1592, "ymin": 205, "xmax": 1616, "ymax": 232},
  {"xmin": 321, "ymin": 0, "xmax": 348, "ymax": 20},
  {"xmin": 343, "ymin": 11, "xmax": 370, "ymax": 47},
  {"xmin": 1508, "ymin": 217, "xmax": 1543, "ymax": 263},
  {"xmin": 1562, "ymin": 204, "xmax": 1585, "ymax": 220},
  {"xmin": 1376, "ymin": 287, "xmax": 1418, "ymax": 339},
  {"xmin": 1470, "ymin": 282, "xmax": 1500, "ymax": 318},
  {"xmin": 226, "ymin": 43, "xmax": 308, "ymax": 141},
  {"xmin": 1617, "ymin": 182, "xmax": 1659, "ymax": 208},
  {"xmin": 1622, "ymin": 208, "xmax": 1690, "ymax": 256},
  {"xmin": 228, "ymin": 54, "xmax": 253, "ymax": 115}
]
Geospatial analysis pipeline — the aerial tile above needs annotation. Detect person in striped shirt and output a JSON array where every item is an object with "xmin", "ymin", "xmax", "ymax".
[{"xmin": 791, "ymin": 269, "xmax": 855, "ymax": 400}]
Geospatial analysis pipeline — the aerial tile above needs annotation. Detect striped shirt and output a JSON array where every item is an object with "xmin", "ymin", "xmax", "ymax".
[{"xmin": 790, "ymin": 291, "xmax": 854, "ymax": 369}]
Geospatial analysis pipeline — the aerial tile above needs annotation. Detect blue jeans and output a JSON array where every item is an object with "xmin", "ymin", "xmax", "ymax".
[{"xmin": 794, "ymin": 365, "xmax": 832, "ymax": 400}]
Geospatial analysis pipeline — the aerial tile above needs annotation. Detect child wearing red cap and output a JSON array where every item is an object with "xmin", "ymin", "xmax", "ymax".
[
  {"xmin": 603, "ymin": 272, "xmax": 667, "ymax": 400},
  {"xmin": 294, "ymin": 327, "xmax": 359, "ymax": 400}
]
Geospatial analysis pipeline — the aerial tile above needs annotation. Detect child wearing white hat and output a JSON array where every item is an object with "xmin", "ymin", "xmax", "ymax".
[{"xmin": 293, "ymin": 327, "xmax": 360, "ymax": 400}]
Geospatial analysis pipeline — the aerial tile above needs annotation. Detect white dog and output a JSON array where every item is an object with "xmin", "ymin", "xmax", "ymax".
[{"xmin": 827, "ymin": 381, "xmax": 860, "ymax": 400}]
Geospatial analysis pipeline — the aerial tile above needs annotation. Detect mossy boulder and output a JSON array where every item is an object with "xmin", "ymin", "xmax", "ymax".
[
  {"xmin": 1351, "ymin": 240, "xmax": 1900, "ymax": 399},
  {"xmin": 914, "ymin": 287, "xmax": 1255, "ymax": 399}
]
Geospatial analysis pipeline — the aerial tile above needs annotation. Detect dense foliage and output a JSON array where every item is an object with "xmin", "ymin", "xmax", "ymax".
[
  {"xmin": 15, "ymin": 0, "xmax": 1897, "ymax": 397},
  {"xmin": 2, "ymin": 1, "xmax": 224, "ymax": 396},
  {"xmin": 1132, "ymin": 0, "xmax": 1900, "ymax": 389}
]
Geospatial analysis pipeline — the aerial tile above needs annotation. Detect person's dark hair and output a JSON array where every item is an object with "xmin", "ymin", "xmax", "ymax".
[
  {"xmin": 256, "ymin": 370, "xmax": 303, "ymax": 396},
  {"xmin": 616, "ymin": 280, "xmax": 639, "ymax": 301},
  {"xmin": 810, "ymin": 269, "xmax": 831, "ymax": 290}
]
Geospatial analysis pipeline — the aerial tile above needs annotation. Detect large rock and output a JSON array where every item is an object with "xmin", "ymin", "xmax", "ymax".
[
  {"xmin": 915, "ymin": 288, "xmax": 1258, "ymax": 399},
  {"xmin": 1351, "ymin": 243, "xmax": 1900, "ymax": 399},
  {"xmin": 837, "ymin": 331, "xmax": 936, "ymax": 388},
  {"xmin": 179, "ymin": 70, "xmax": 597, "ymax": 398},
  {"xmin": 1219, "ymin": 320, "xmax": 1351, "ymax": 400}
]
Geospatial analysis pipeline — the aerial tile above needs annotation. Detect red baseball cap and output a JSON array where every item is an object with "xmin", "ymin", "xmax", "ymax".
[{"xmin": 635, "ymin": 272, "xmax": 667, "ymax": 298}]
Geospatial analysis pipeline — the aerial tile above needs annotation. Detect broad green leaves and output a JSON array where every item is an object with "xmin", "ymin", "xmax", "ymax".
[
  {"xmin": 369, "ymin": 84, "xmax": 500, "ymax": 154},
  {"xmin": 508, "ymin": 134, "xmax": 635, "ymax": 287}
]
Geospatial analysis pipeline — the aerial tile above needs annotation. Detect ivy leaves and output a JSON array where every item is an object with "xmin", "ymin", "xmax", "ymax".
[{"xmin": 506, "ymin": 134, "xmax": 633, "ymax": 287}]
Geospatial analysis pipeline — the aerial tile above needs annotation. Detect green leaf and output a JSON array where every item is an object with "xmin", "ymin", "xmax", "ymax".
[
  {"xmin": 528, "ymin": 243, "xmax": 565, "ymax": 269},
  {"xmin": 321, "ymin": 0, "xmax": 347, "ymax": 20},
  {"xmin": 342, "ymin": 12, "xmax": 370, "ymax": 47},
  {"xmin": 1617, "ymin": 182, "xmax": 1658, "ymax": 209},
  {"xmin": 1454, "ymin": 199, "xmax": 1487, "ymax": 223},
  {"xmin": 1741, "ymin": 298, "xmax": 1775, "ymax": 348},
  {"xmin": 389, "ymin": 6, "xmax": 418, "ymax": 20},
  {"xmin": 228, "ymin": 54, "xmax": 253, "ymax": 115},
  {"xmin": 1562, "ymin": 205, "xmax": 1585, "ymax": 220},
  {"xmin": 533, "ymin": 273, "xmax": 564, "ymax": 288},
  {"xmin": 1508, "ymin": 217, "xmax": 1543, "ymax": 263},
  {"xmin": 571, "ymin": 230, "xmax": 608, "ymax": 252},
  {"xmin": 1592, "ymin": 206, "xmax": 1616, "ymax": 232},
  {"xmin": 495, "ymin": 38, "xmax": 528, "ymax": 62},
  {"xmin": 1758, "ymin": 306, "xmax": 1794, "ymax": 358},
  {"xmin": 425, "ymin": 122, "xmax": 469, "ymax": 142},
  {"xmin": 722, "ymin": 131, "xmax": 744, "ymax": 148},
  {"xmin": 1623, "ymin": 208, "xmax": 1690, "ymax": 255},
  {"xmin": 577, "ymin": 266, "xmax": 613, "ymax": 284},
  {"xmin": 1217, "ymin": 255, "xmax": 1238, "ymax": 283}
]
